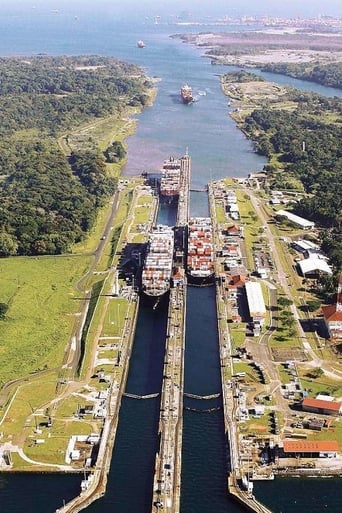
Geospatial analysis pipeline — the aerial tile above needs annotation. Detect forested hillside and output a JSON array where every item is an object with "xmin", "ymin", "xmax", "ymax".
[
  {"xmin": 260, "ymin": 62, "xmax": 342, "ymax": 90},
  {"xmin": 0, "ymin": 56, "xmax": 152, "ymax": 256},
  {"xmin": 241, "ymin": 90, "xmax": 342, "ymax": 271},
  {"xmin": 243, "ymin": 92, "xmax": 341, "ymax": 225}
]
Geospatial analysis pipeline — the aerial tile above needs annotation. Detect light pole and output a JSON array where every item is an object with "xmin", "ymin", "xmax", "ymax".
[{"xmin": 28, "ymin": 401, "xmax": 39, "ymax": 432}]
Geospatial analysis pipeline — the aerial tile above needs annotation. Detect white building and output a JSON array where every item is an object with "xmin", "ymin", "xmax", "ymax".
[
  {"xmin": 245, "ymin": 281, "xmax": 266, "ymax": 329},
  {"xmin": 277, "ymin": 209, "xmax": 315, "ymax": 230},
  {"xmin": 298, "ymin": 257, "xmax": 332, "ymax": 277}
]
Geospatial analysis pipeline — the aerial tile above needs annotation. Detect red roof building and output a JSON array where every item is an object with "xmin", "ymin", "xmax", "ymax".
[
  {"xmin": 322, "ymin": 276, "xmax": 342, "ymax": 339},
  {"xmin": 283, "ymin": 440, "xmax": 339, "ymax": 456},
  {"xmin": 322, "ymin": 304, "xmax": 342, "ymax": 339},
  {"xmin": 227, "ymin": 274, "xmax": 246, "ymax": 289},
  {"xmin": 302, "ymin": 397, "xmax": 342, "ymax": 416},
  {"xmin": 226, "ymin": 225, "xmax": 240, "ymax": 236}
]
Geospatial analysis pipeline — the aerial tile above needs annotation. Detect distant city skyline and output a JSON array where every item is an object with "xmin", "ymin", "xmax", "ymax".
[{"xmin": 1, "ymin": 0, "xmax": 341, "ymax": 18}]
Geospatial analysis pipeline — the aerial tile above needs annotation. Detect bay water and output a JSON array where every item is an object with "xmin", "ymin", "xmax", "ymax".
[{"xmin": 0, "ymin": 5, "xmax": 341, "ymax": 512}]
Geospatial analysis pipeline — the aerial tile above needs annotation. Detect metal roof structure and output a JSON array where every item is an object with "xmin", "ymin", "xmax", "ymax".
[
  {"xmin": 277, "ymin": 209, "xmax": 315, "ymax": 229},
  {"xmin": 298, "ymin": 257, "xmax": 332, "ymax": 276},
  {"xmin": 245, "ymin": 281, "xmax": 266, "ymax": 316}
]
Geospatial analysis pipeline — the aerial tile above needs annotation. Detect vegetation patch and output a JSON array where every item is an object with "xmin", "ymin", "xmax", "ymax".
[
  {"xmin": 0, "ymin": 55, "xmax": 152, "ymax": 257},
  {"xmin": 0, "ymin": 256, "xmax": 88, "ymax": 387}
]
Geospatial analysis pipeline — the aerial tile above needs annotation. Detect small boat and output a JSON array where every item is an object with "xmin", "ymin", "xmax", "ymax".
[{"xmin": 137, "ymin": 40, "xmax": 145, "ymax": 48}]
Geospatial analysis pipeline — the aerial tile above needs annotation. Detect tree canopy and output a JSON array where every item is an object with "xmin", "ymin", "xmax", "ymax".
[
  {"xmin": 0, "ymin": 55, "xmax": 152, "ymax": 256},
  {"xmin": 261, "ymin": 62, "xmax": 342, "ymax": 90}
]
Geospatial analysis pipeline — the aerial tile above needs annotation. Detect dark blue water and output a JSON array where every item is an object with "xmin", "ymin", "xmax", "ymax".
[
  {"xmin": 254, "ymin": 477, "xmax": 342, "ymax": 513},
  {"xmin": 181, "ymin": 286, "xmax": 244, "ymax": 513},
  {"xmin": 0, "ymin": 473, "xmax": 81, "ymax": 513},
  {"xmin": 1, "ymin": 5, "xmax": 342, "ymax": 513},
  {"xmin": 82, "ymin": 304, "xmax": 168, "ymax": 513},
  {"xmin": 184, "ymin": 287, "xmax": 221, "ymax": 397}
]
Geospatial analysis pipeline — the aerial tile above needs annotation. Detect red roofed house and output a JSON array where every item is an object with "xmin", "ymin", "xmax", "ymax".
[
  {"xmin": 282, "ymin": 440, "xmax": 339, "ymax": 458},
  {"xmin": 226, "ymin": 225, "xmax": 240, "ymax": 237},
  {"xmin": 322, "ymin": 275, "xmax": 342, "ymax": 339},
  {"xmin": 301, "ymin": 397, "xmax": 342, "ymax": 416}
]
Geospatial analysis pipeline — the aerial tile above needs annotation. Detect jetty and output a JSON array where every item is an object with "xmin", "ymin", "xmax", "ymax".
[
  {"xmin": 175, "ymin": 153, "xmax": 191, "ymax": 227},
  {"xmin": 151, "ymin": 284, "xmax": 186, "ymax": 513},
  {"xmin": 151, "ymin": 153, "xmax": 190, "ymax": 513}
]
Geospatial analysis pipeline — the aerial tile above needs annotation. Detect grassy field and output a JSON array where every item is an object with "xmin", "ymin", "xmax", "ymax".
[{"xmin": 0, "ymin": 256, "xmax": 90, "ymax": 387}]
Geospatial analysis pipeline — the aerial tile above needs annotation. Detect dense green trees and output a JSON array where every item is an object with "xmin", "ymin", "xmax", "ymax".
[
  {"xmin": 0, "ymin": 142, "xmax": 116, "ymax": 255},
  {"xmin": 0, "ymin": 56, "xmax": 151, "ymax": 137},
  {"xmin": 104, "ymin": 141, "xmax": 126, "ymax": 163},
  {"xmin": 243, "ymin": 93, "xmax": 342, "ymax": 231},
  {"xmin": 261, "ymin": 62, "xmax": 342, "ymax": 90},
  {"xmin": 239, "ymin": 84, "xmax": 342, "ymax": 275},
  {"xmin": 0, "ymin": 56, "xmax": 151, "ymax": 256}
]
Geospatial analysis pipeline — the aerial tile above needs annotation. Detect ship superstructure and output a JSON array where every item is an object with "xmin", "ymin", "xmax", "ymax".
[
  {"xmin": 141, "ymin": 225, "xmax": 174, "ymax": 299},
  {"xmin": 160, "ymin": 156, "xmax": 182, "ymax": 202},
  {"xmin": 180, "ymin": 84, "xmax": 193, "ymax": 104},
  {"xmin": 186, "ymin": 217, "xmax": 214, "ymax": 284}
]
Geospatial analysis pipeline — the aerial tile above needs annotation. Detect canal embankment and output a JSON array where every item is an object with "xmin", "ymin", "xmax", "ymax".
[
  {"xmin": 209, "ymin": 181, "xmax": 274, "ymax": 513},
  {"xmin": 54, "ymin": 182, "xmax": 159, "ymax": 512}
]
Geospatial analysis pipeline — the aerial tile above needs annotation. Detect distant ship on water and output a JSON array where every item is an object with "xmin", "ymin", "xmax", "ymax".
[
  {"xmin": 137, "ymin": 40, "xmax": 145, "ymax": 48},
  {"xmin": 180, "ymin": 84, "xmax": 193, "ymax": 104}
]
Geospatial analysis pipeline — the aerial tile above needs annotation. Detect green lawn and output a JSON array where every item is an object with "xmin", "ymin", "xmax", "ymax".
[{"xmin": 0, "ymin": 256, "xmax": 90, "ymax": 387}]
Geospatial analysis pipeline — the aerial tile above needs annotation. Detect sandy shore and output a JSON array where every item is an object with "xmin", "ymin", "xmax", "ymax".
[{"xmin": 180, "ymin": 30, "xmax": 342, "ymax": 65}]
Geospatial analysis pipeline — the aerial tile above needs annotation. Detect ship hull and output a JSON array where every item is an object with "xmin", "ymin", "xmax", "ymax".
[
  {"xmin": 140, "ymin": 289, "xmax": 170, "ymax": 310},
  {"xmin": 186, "ymin": 272, "xmax": 215, "ymax": 287},
  {"xmin": 159, "ymin": 156, "xmax": 181, "ymax": 202}
]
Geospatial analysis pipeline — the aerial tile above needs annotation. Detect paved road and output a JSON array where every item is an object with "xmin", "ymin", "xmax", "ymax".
[{"xmin": 244, "ymin": 186, "xmax": 342, "ymax": 381}]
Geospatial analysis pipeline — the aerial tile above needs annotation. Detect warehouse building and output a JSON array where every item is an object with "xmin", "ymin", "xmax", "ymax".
[
  {"xmin": 277, "ymin": 210, "xmax": 315, "ymax": 230},
  {"xmin": 282, "ymin": 440, "xmax": 339, "ymax": 458},
  {"xmin": 245, "ymin": 281, "xmax": 266, "ymax": 333},
  {"xmin": 301, "ymin": 397, "xmax": 342, "ymax": 416}
]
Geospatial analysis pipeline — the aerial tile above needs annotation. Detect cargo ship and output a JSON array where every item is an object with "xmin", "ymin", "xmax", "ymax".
[
  {"xmin": 186, "ymin": 217, "xmax": 215, "ymax": 285},
  {"xmin": 159, "ymin": 156, "xmax": 182, "ymax": 203},
  {"xmin": 141, "ymin": 225, "xmax": 174, "ymax": 305},
  {"xmin": 180, "ymin": 84, "xmax": 193, "ymax": 104}
]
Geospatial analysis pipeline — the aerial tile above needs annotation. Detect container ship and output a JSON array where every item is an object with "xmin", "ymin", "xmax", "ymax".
[
  {"xmin": 180, "ymin": 84, "xmax": 193, "ymax": 104},
  {"xmin": 186, "ymin": 217, "xmax": 215, "ymax": 285},
  {"xmin": 141, "ymin": 225, "xmax": 174, "ymax": 305},
  {"xmin": 160, "ymin": 156, "xmax": 182, "ymax": 203}
]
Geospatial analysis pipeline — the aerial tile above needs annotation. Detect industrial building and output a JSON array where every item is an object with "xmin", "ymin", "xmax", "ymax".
[
  {"xmin": 282, "ymin": 440, "xmax": 339, "ymax": 458},
  {"xmin": 322, "ymin": 276, "xmax": 342, "ymax": 339},
  {"xmin": 277, "ymin": 209, "xmax": 315, "ymax": 230},
  {"xmin": 245, "ymin": 281, "xmax": 266, "ymax": 332},
  {"xmin": 297, "ymin": 257, "xmax": 332, "ymax": 277},
  {"xmin": 301, "ymin": 397, "xmax": 342, "ymax": 416}
]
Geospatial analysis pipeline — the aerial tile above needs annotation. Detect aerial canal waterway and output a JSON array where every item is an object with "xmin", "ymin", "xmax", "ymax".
[{"xmin": 0, "ymin": 6, "xmax": 341, "ymax": 513}]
